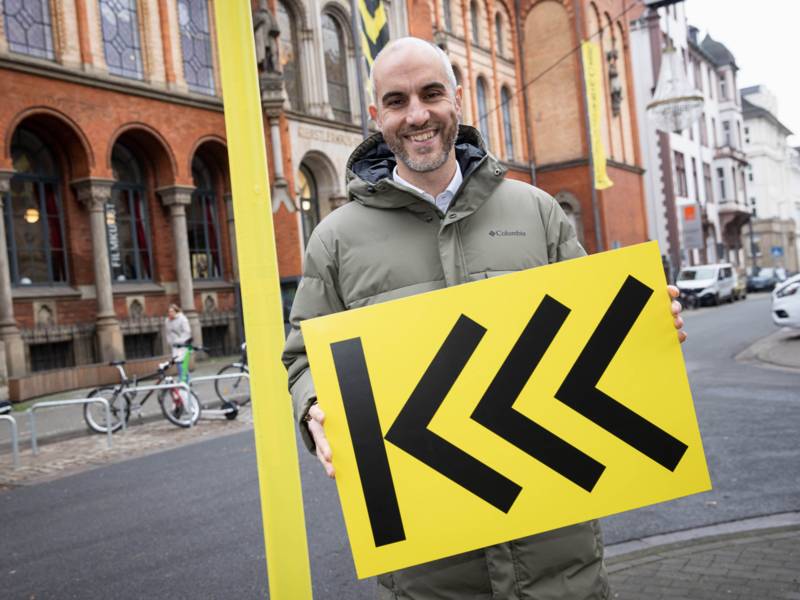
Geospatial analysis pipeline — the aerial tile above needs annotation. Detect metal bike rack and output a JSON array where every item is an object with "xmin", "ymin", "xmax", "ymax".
[
  {"xmin": 27, "ymin": 398, "xmax": 112, "ymax": 455},
  {"xmin": 126, "ymin": 382, "xmax": 197, "ymax": 428},
  {"xmin": 0, "ymin": 414, "xmax": 20, "ymax": 469},
  {"xmin": 189, "ymin": 372, "xmax": 250, "ymax": 418}
]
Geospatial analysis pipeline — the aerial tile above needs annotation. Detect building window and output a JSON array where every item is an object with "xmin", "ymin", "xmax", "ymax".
[
  {"xmin": 470, "ymin": 0, "xmax": 479, "ymax": 44},
  {"xmin": 3, "ymin": 0, "xmax": 55, "ymax": 60},
  {"xmin": 476, "ymin": 77, "xmax": 491, "ymax": 147},
  {"xmin": 691, "ymin": 157, "xmax": 699, "ymax": 200},
  {"xmin": 703, "ymin": 163, "xmax": 714, "ymax": 203},
  {"xmin": 700, "ymin": 113, "xmax": 708, "ymax": 146},
  {"xmin": 722, "ymin": 120, "xmax": 731, "ymax": 146},
  {"xmin": 717, "ymin": 167, "xmax": 726, "ymax": 200},
  {"xmin": 731, "ymin": 166, "xmax": 737, "ymax": 198},
  {"xmin": 748, "ymin": 169, "xmax": 754, "ymax": 182},
  {"xmin": 737, "ymin": 122, "xmax": 743, "ymax": 149},
  {"xmin": 693, "ymin": 59, "xmax": 702, "ymax": 93},
  {"xmin": 124, "ymin": 333, "xmax": 158, "ymax": 359},
  {"xmin": 297, "ymin": 165, "xmax": 319, "ymax": 247},
  {"xmin": 674, "ymin": 151, "xmax": 687, "ymax": 197},
  {"xmin": 708, "ymin": 67, "xmax": 714, "ymax": 100},
  {"xmin": 443, "ymin": 0, "xmax": 452, "ymax": 30},
  {"xmin": 108, "ymin": 144, "xmax": 152, "ymax": 281},
  {"xmin": 30, "ymin": 341, "xmax": 74, "ymax": 372},
  {"xmin": 322, "ymin": 13, "xmax": 351, "ymax": 122},
  {"xmin": 99, "ymin": 0, "xmax": 144, "ymax": 80},
  {"xmin": 178, "ymin": 0, "xmax": 215, "ymax": 95},
  {"xmin": 277, "ymin": 0, "xmax": 303, "ymax": 111},
  {"xmin": 501, "ymin": 86, "xmax": 514, "ymax": 160},
  {"xmin": 719, "ymin": 73, "xmax": 728, "ymax": 100},
  {"xmin": 5, "ymin": 128, "xmax": 68, "ymax": 286},
  {"xmin": 495, "ymin": 13, "xmax": 503, "ymax": 55},
  {"xmin": 711, "ymin": 117, "xmax": 718, "ymax": 146},
  {"xmin": 187, "ymin": 157, "xmax": 223, "ymax": 279}
]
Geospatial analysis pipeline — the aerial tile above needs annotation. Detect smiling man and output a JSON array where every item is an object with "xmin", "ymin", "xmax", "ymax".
[{"xmin": 283, "ymin": 37, "xmax": 685, "ymax": 599}]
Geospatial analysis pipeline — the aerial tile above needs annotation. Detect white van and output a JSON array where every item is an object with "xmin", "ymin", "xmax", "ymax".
[{"xmin": 676, "ymin": 263, "xmax": 735, "ymax": 306}]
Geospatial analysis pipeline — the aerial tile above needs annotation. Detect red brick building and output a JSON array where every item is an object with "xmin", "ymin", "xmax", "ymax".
[{"xmin": 0, "ymin": 0, "xmax": 648, "ymax": 401}]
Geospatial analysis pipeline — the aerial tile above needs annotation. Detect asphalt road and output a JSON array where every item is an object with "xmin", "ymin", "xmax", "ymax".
[{"xmin": 1, "ymin": 294, "xmax": 797, "ymax": 599}]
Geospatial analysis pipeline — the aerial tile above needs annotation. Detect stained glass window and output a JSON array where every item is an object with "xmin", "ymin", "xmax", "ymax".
[
  {"xmin": 495, "ymin": 13, "xmax": 502, "ymax": 55},
  {"xmin": 476, "ymin": 77, "xmax": 491, "ymax": 147},
  {"xmin": 297, "ymin": 165, "xmax": 319, "ymax": 247},
  {"xmin": 277, "ymin": 0, "xmax": 303, "ymax": 111},
  {"xmin": 470, "ymin": 1, "xmax": 479, "ymax": 44},
  {"xmin": 108, "ymin": 145, "xmax": 152, "ymax": 281},
  {"xmin": 3, "ymin": 0, "xmax": 55, "ymax": 59},
  {"xmin": 322, "ymin": 13, "xmax": 351, "ymax": 122},
  {"xmin": 442, "ymin": 0, "xmax": 451, "ymax": 31},
  {"xmin": 178, "ymin": 0, "xmax": 215, "ymax": 95},
  {"xmin": 5, "ymin": 128, "xmax": 68, "ymax": 285},
  {"xmin": 187, "ymin": 157, "xmax": 222, "ymax": 279},
  {"xmin": 99, "ymin": 0, "xmax": 144, "ymax": 80},
  {"xmin": 501, "ymin": 86, "xmax": 514, "ymax": 160}
]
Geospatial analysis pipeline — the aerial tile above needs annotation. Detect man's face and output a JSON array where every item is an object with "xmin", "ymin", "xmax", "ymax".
[
  {"xmin": 369, "ymin": 44, "xmax": 462, "ymax": 173},
  {"xmin": 168, "ymin": 308, "xmax": 176, "ymax": 320}
]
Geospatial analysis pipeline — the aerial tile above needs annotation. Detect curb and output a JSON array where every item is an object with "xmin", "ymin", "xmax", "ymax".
[
  {"xmin": 735, "ymin": 328, "xmax": 800, "ymax": 372},
  {"xmin": 605, "ymin": 512, "xmax": 800, "ymax": 572}
]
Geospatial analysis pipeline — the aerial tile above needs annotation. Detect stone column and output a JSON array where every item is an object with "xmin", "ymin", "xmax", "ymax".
[
  {"xmin": 0, "ymin": 171, "xmax": 26, "ymax": 376},
  {"xmin": 72, "ymin": 179, "xmax": 124, "ymax": 361},
  {"xmin": 158, "ymin": 186, "xmax": 202, "ymax": 346},
  {"xmin": 262, "ymin": 78, "xmax": 295, "ymax": 214}
]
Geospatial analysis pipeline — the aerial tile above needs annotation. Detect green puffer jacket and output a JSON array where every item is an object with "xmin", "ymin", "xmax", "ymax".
[{"xmin": 282, "ymin": 126, "xmax": 609, "ymax": 599}]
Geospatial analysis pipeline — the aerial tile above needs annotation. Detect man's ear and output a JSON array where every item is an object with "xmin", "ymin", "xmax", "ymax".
[
  {"xmin": 368, "ymin": 104, "xmax": 380, "ymax": 126},
  {"xmin": 454, "ymin": 85, "xmax": 463, "ymax": 118}
]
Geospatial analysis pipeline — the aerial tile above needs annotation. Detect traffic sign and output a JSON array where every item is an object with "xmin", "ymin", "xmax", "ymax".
[{"xmin": 302, "ymin": 241, "xmax": 711, "ymax": 578}]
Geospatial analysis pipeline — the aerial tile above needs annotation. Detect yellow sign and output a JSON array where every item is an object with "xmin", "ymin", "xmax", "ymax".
[
  {"xmin": 582, "ymin": 40, "xmax": 614, "ymax": 190},
  {"xmin": 302, "ymin": 241, "xmax": 710, "ymax": 579}
]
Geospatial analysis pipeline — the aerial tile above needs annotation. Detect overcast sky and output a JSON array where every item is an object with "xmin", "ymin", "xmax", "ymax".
[{"xmin": 683, "ymin": 0, "xmax": 799, "ymax": 145}]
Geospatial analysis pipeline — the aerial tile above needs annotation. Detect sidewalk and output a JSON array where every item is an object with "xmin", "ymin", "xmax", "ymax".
[
  {"xmin": 0, "ymin": 355, "xmax": 237, "ymax": 451},
  {"xmin": 606, "ymin": 514, "xmax": 800, "ymax": 599},
  {"xmin": 735, "ymin": 327, "xmax": 800, "ymax": 371}
]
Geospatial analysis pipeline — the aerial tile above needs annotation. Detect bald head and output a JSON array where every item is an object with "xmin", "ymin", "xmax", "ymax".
[{"xmin": 370, "ymin": 37, "xmax": 457, "ymax": 104}]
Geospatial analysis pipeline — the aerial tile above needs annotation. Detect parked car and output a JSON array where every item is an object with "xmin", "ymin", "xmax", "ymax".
[
  {"xmin": 732, "ymin": 267, "xmax": 748, "ymax": 301},
  {"xmin": 747, "ymin": 267, "xmax": 787, "ymax": 292},
  {"xmin": 676, "ymin": 263, "xmax": 735, "ymax": 307},
  {"xmin": 772, "ymin": 274, "xmax": 800, "ymax": 329}
]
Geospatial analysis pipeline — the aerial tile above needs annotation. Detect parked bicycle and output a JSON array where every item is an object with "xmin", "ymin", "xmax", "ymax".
[
  {"xmin": 83, "ymin": 345, "xmax": 206, "ymax": 433},
  {"xmin": 215, "ymin": 342, "xmax": 250, "ymax": 407}
]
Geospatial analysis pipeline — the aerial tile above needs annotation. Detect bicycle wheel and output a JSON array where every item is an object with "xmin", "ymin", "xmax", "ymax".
[
  {"xmin": 84, "ymin": 386, "xmax": 130, "ymax": 433},
  {"xmin": 158, "ymin": 387, "xmax": 201, "ymax": 428},
  {"xmin": 214, "ymin": 364, "xmax": 250, "ymax": 407}
]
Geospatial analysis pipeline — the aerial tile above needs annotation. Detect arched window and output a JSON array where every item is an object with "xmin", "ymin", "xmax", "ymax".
[
  {"xmin": 501, "ymin": 86, "xmax": 514, "ymax": 159},
  {"xmin": 108, "ymin": 144, "xmax": 152, "ymax": 281},
  {"xmin": 99, "ymin": 0, "xmax": 144, "ymax": 79},
  {"xmin": 495, "ymin": 13, "xmax": 503, "ymax": 55},
  {"xmin": 322, "ymin": 13, "xmax": 351, "ymax": 122},
  {"xmin": 442, "ymin": 0, "xmax": 452, "ymax": 30},
  {"xmin": 277, "ymin": 0, "xmax": 304, "ymax": 111},
  {"xmin": 476, "ymin": 77, "xmax": 491, "ymax": 146},
  {"xmin": 187, "ymin": 157, "xmax": 223, "ymax": 279},
  {"xmin": 297, "ymin": 165, "xmax": 320, "ymax": 247},
  {"xmin": 469, "ymin": 1, "xmax": 479, "ymax": 44},
  {"xmin": 5, "ymin": 129, "xmax": 67, "ymax": 285},
  {"xmin": 177, "ymin": 0, "xmax": 215, "ymax": 95},
  {"xmin": 3, "ymin": 0, "xmax": 55, "ymax": 60}
]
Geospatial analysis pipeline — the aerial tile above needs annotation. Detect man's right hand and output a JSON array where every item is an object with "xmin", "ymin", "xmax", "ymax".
[{"xmin": 307, "ymin": 404, "xmax": 335, "ymax": 478}]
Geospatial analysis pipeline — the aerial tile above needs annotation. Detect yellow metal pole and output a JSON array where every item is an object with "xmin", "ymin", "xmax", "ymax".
[{"xmin": 212, "ymin": 2, "xmax": 313, "ymax": 598}]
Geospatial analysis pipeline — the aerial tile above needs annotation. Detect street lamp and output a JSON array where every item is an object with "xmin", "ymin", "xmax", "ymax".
[{"xmin": 647, "ymin": 43, "xmax": 704, "ymax": 132}]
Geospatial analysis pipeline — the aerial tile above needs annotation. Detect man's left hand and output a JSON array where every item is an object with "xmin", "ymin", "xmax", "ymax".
[{"xmin": 668, "ymin": 285, "xmax": 687, "ymax": 343}]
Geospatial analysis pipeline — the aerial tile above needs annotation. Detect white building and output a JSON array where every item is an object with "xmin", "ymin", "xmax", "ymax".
[
  {"xmin": 629, "ymin": 3, "xmax": 750, "ymax": 277},
  {"xmin": 740, "ymin": 85, "xmax": 799, "ymax": 272}
]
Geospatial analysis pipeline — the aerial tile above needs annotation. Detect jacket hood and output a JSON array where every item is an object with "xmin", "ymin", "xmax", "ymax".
[{"xmin": 345, "ymin": 125, "xmax": 505, "ymax": 211}]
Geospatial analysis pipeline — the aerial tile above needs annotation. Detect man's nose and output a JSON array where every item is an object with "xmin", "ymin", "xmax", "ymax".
[{"xmin": 405, "ymin": 96, "xmax": 430, "ymax": 126}]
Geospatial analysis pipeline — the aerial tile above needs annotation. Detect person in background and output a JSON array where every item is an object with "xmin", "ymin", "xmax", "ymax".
[{"xmin": 165, "ymin": 303, "xmax": 192, "ymax": 381}]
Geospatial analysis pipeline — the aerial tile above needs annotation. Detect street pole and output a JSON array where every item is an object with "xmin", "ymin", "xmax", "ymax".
[
  {"xmin": 350, "ymin": 0, "xmax": 370, "ymax": 139},
  {"xmin": 574, "ymin": 0, "xmax": 604, "ymax": 253}
]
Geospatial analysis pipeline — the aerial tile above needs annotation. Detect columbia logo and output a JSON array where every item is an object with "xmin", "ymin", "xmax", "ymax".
[{"xmin": 489, "ymin": 230, "xmax": 526, "ymax": 237}]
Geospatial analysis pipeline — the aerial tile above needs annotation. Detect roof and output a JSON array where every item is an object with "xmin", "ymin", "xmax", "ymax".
[
  {"xmin": 700, "ymin": 34, "xmax": 738, "ymax": 70},
  {"xmin": 741, "ymin": 98, "xmax": 793, "ymax": 137}
]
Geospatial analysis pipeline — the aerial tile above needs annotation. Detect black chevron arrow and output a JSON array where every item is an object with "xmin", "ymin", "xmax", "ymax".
[
  {"xmin": 471, "ymin": 295, "xmax": 606, "ymax": 492},
  {"xmin": 555, "ymin": 275, "xmax": 689, "ymax": 471},
  {"xmin": 385, "ymin": 315, "xmax": 523, "ymax": 513}
]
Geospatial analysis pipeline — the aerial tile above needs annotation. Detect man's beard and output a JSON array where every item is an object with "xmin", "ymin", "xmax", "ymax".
[{"xmin": 385, "ymin": 117, "xmax": 459, "ymax": 173}]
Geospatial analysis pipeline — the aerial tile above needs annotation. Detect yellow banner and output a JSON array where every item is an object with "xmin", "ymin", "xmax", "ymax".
[
  {"xmin": 302, "ymin": 241, "xmax": 710, "ymax": 578},
  {"xmin": 582, "ymin": 40, "xmax": 614, "ymax": 190},
  {"xmin": 213, "ymin": 2, "xmax": 312, "ymax": 598}
]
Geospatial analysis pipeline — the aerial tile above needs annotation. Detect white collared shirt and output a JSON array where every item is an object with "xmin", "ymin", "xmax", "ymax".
[{"xmin": 392, "ymin": 162, "xmax": 463, "ymax": 214}]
